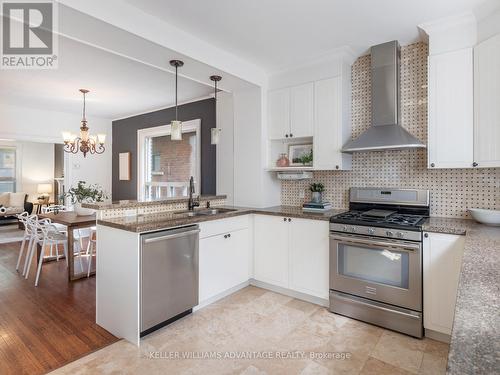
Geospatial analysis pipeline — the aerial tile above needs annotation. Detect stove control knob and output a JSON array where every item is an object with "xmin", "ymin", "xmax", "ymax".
[
  {"xmin": 386, "ymin": 230, "xmax": 394, "ymax": 237},
  {"xmin": 367, "ymin": 228, "xmax": 375, "ymax": 235},
  {"xmin": 350, "ymin": 227, "xmax": 356, "ymax": 233},
  {"xmin": 397, "ymin": 232, "xmax": 405, "ymax": 238},
  {"xmin": 343, "ymin": 225, "xmax": 348, "ymax": 231}
]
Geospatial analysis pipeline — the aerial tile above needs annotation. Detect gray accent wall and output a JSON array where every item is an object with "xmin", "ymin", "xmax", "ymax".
[{"xmin": 112, "ymin": 98, "xmax": 216, "ymax": 200}]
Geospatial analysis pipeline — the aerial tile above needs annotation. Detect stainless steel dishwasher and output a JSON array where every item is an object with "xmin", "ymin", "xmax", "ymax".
[{"xmin": 140, "ymin": 225, "xmax": 199, "ymax": 336}]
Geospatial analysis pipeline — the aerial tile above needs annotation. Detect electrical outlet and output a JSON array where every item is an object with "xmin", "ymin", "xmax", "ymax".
[{"xmin": 299, "ymin": 189, "xmax": 305, "ymax": 199}]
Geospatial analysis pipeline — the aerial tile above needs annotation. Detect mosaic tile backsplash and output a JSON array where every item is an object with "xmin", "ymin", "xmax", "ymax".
[{"xmin": 281, "ymin": 43, "xmax": 500, "ymax": 218}]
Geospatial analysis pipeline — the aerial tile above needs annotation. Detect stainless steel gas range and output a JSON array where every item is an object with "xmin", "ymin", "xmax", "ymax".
[{"xmin": 329, "ymin": 187, "xmax": 430, "ymax": 338}]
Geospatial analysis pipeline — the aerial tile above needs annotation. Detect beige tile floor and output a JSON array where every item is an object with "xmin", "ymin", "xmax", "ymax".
[{"xmin": 50, "ymin": 287, "xmax": 449, "ymax": 374}]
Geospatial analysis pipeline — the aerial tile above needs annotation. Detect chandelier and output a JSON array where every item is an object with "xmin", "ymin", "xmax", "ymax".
[{"xmin": 63, "ymin": 89, "xmax": 106, "ymax": 157}]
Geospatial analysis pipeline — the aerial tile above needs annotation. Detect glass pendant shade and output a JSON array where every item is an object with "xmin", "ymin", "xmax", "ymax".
[
  {"xmin": 62, "ymin": 131, "xmax": 73, "ymax": 143},
  {"xmin": 169, "ymin": 59, "xmax": 184, "ymax": 141},
  {"xmin": 211, "ymin": 127, "xmax": 221, "ymax": 145},
  {"xmin": 97, "ymin": 134, "xmax": 106, "ymax": 144},
  {"xmin": 171, "ymin": 120, "xmax": 183, "ymax": 140}
]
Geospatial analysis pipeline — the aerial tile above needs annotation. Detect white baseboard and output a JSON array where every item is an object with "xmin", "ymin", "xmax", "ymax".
[
  {"xmin": 425, "ymin": 328, "xmax": 451, "ymax": 343},
  {"xmin": 250, "ymin": 279, "xmax": 329, "ymax": 307},
  {"xmin": 194, "ymin": 280, "xmax": 250, "ymax": 311}
]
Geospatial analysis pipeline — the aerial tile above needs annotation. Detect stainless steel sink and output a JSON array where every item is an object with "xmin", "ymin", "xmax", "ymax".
[{"xmin": 173, "ymin": 208, "xmax": 237, "ymax": 217}]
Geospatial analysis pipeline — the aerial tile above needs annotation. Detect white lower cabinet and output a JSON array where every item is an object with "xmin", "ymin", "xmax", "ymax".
[
  {"xmin": 254, "ymin": 215, "xmax": 329, "ymax": 299},
  {"xmin": 253, "ymin": 215, "xmax": 289, "ymax": 288},
  {"xmin": 423, "ymin": 232, "xmax": 465, "ymax": 335},
  {"xmin": 289, "ymin": 218, "xmax": 329, "ymax": 299},
  {"xmin": 199, "ymin": 223, "xmax": 250, "ymax": 303}
]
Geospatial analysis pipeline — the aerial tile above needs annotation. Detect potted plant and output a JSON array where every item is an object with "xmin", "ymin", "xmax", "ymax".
[
  {"xmin": 309, "ymin": 183, "xmax": 325, "ymax": 203},
  {"xmin": 66, "ymin": 181, "xmax": 107, "ymax": 216}
]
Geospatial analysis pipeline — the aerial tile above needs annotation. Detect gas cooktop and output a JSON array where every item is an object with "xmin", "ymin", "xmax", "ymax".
[{"xmin": 329, "ymin": 210, "xmax": 427, "ymax": 231}]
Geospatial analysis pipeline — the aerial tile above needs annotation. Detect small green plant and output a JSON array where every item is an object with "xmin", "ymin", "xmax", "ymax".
[
  {"xmin": 66, "ymin": 181, "xmax": 107, "ymax": 203},
  {"xmin": 299, "ymin": 150, "xmax": 313, "ymax": 165},
  {"xmin": 309, "ymin": 183, "xmax": 325, "ymax": 193}
]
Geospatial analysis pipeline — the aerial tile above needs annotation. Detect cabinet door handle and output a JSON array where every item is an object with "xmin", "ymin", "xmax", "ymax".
[
  {"xmin": 424, "ymin": 233, "xmax": 429, "ymax": 238},
  {"xmin": 430, "ymin": 163, "xmax": 435, "ymax": 168},
  {"xmin": 336, "ymin": 165, "xmax": 339, "ymax": 170},
  {"xmin": 227, "ymin": 233, "xmax": 231, "ymax": 238},
  {"xmin": 290, "ymin": 133, "xmax": 293, "ymax": 138},
  {"xmin": 283, "ymin": 217, "xmax": 287, "ymax": 222},
  {"xmin": 472, "ymin": 162, "xmax": 478, "ymax": 167},
  {"xmin": 224, "ymin": 234, "xmax": 227, "ymax": 239},
  {"xmin": 285, "ymin": 134, "xmax": 289, "ymax": 138},
  {"xmin": 288, "ymin": 218, "xmax": 291, "ymax": 222}
]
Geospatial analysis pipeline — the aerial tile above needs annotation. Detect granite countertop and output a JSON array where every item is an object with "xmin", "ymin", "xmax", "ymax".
[
  {"xmin": 82, "ymin": 195, "xmax": 227, "ymax": 210},
  {"xmin": 423, "ymin": 217, "xmax": 500, "ymax": 374},
  {"xmin": 97, "ymin": 205, "xmax": 345, "ymax": 233}
]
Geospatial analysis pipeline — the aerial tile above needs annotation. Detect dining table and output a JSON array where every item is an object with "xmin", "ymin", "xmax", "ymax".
[{"xmin": 38, "ymin": 211, "xmax": 96, "ymax": 281}]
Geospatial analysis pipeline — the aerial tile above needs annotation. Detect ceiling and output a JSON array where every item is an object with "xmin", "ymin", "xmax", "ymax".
[
  {"xmin": 0, "ymin": 36, "xmax": 214, "ymax": 119},
  {"xmin": 123, "ymin": 0, "xmax": 488, "ymax": 72}
]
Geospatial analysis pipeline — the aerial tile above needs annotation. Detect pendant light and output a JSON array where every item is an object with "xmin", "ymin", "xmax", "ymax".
[
  {"xmin": 170, "ymin": 60, "xmax": 184, "ymax": 141},
  {"xmin": 210, "ymin": 75, "xmax": 222, "ymax": 145},
  {"xmin": 62, "ymin": 89, "xmax": 106, "ymax": 157}
]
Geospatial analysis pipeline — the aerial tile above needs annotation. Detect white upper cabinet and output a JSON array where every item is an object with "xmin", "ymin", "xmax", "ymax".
[
  {"xmin": 428, "ymin": 48, "xmax": 474, "ymax": 168},
  {"xmin": 474, "ymin": 34, "xmax": 500, "ymax": 168},
  {"xmin": 290, "ymin": 83, "xmax": 314, "ymax": 138},
  {"xmin": 314, "ymin": 76, "xmax": 352, "ymax": 170},
  {"xmin": 268, "ymin": 88, "xmax": 290, "ymax": 140},
  {"xmin": 268, "ymin": 83, "xmax": 313, "ymax": 140},
  {"xmin": 266, "ymin": 61, "xmax": 352, "ymax": 171}
]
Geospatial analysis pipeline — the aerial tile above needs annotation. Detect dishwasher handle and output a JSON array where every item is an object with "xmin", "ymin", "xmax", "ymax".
[{"xmin": 143, "ymin": 228, "xmax": 200, "ymax": 244}]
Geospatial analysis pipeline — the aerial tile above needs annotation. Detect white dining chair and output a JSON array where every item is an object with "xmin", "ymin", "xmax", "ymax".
[
  {"xmin": 23, "ymin": 217, "xmax": 51, "ymax": 278},
  {"xmin": 86, "ymin": 227, "xmax": 97, "ymax": 277},
  {"xmin": 15, "ymin": 212, "xmax": 34, "ymax": 272},
  {"xmin": 32, "ymin": 222, "xmax": 69, "ymax": 286}
]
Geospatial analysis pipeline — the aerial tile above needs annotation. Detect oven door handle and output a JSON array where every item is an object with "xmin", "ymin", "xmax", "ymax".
[{"xmin": 329, "ymin": 234, "xmax": 420, "ymax": 252}]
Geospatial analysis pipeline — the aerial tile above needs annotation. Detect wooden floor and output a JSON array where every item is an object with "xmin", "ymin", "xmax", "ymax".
[{"xmin": 0, "ymin": 240, "xmax": 118, "ymax": 375}]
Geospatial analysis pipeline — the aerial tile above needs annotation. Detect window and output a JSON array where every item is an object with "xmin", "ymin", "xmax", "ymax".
[
  {"xmin": 0, "ymin": 147, "xmax": 16, "ymax": 193},
  {"xmin": 138, "ymin": 119, "xmax": 201, "ymax": 201}
]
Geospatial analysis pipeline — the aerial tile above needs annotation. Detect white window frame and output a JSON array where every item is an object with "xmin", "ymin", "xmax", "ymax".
[{"xmin": 137, "ymin": 119, "xmax": 201, "ymax": 201}]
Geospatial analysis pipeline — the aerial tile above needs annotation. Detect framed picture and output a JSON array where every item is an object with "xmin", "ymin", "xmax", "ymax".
[
  {"xmin": 119, "ymin": 152, "xmax": 131, "ymax": 181},
  {"xmin": 288, "ymin": 143, "xmax": 313, "ymax": 166}
]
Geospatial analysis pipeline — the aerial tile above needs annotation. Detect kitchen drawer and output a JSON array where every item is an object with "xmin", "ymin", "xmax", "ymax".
[{"xmin": 199, "ymin": 215, "xmax": 250, "ymax": 239}]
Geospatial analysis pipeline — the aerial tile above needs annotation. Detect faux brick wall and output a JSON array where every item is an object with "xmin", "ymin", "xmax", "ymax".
[{"xmin": 151, "ymin": 134, "xmax": 195, "ymax": 184}]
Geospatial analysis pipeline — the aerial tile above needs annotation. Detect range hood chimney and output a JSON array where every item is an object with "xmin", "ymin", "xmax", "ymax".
[{"xmin": 342, "ymin": 40, "xmax": 426, "ymax": 153}]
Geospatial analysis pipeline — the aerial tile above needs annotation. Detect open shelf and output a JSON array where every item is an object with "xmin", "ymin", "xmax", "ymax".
[{"xmin": 265, "ymin": 166, "xmax": 314, "ymax": 172}]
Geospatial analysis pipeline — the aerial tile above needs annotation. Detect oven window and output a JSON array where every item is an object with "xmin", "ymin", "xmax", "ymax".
[{"xmin": 338, "ymin": 244, "xmax": 409, "ymax": 288}]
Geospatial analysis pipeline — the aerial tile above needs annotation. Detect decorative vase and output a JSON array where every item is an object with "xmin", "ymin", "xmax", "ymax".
[
  {"xmin": 276, "ymin": 153, "xmax": 290, "ymax": 167},
  {"xmin": 311, "ymin": 192, "xmax": 322, "ymax": 203},
  {"xmin": 74, "ymin": 202, "xmax": 95, "ymax": 216}
]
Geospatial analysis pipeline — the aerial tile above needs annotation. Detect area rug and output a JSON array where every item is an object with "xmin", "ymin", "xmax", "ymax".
[{"xmin": 0, "ymin": 224, "xmax": 24, "ymax": 244}]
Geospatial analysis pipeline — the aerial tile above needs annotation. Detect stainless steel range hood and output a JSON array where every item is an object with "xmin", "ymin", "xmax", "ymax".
[{"xmin": 342, "ymin": 41, "xmax": 426, "ymax": 153}]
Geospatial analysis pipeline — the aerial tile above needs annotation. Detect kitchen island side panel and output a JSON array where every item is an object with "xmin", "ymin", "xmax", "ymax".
[{"xmin": 96, "ymin": 224, "xmax": 141, "ymax": 346}]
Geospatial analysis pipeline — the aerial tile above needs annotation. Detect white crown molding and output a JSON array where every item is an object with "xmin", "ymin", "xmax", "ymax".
[
  {"xmin": 418, "ymin": 12, "xmax": 477, "ymax": 55},
  {"xmin": 419, "ymin": 12, "xmax": 476, "ymax": 35}
]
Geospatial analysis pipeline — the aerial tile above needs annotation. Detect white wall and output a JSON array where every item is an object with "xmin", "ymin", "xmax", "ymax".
[
  {"xmin": 0, "ymin": 140, "xmax": 55, "ymax": 201},
  {"xmin": 233, "ymin": 87, "xmax": 280, "ymax": 207},
  {"xmin": 216, "ymin": 92, "xmax": 235, "ymax": 205},
  {"xmin": 0, "ymin": 101, "xmax": 113, "ymax": 196}
]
